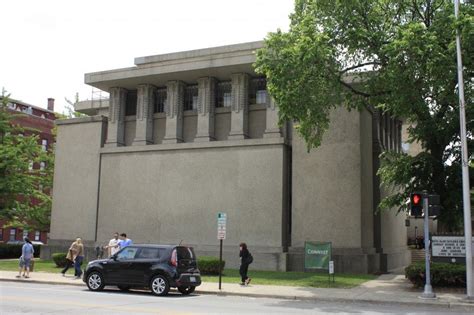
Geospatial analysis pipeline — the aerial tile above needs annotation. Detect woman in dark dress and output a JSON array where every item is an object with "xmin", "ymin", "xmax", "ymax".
[{"xmin": 239, "ymin": 242, "xmax": 253, "ymax": 285}]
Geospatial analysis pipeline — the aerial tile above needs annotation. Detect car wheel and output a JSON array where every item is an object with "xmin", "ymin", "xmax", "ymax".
[
  {"xmin": 177, "ymin": 286, "xmax": 195, "ymax": 295},
  {"xmin": 86, "ymin": 271, "xmax": 105, "ymax": 291},
  {"xmin": 117, "ymin": 285, "xmax": 131, "ymax": 291},
  {"xmin": 150, "ymin": 274, "xmax": 169, "ymax": 296}
]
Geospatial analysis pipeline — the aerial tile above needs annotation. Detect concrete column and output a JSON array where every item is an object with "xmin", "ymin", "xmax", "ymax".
[
  {"xmin": 195, "ymin": 77, "xmax": 216, "ymax": 142},
  {"xmin": 163, "ymin": 80, "xmax": 185, "ymax": 143},
  {"xmin": 264, "ymin": 96, "xmax": 282, "ymax": 138},
  {"xmin": 228, "ymin": 73, "xmax": 249, "ymax": 140},
  {"xmin": 105, "ymin": 87, "xmax": 127, "ymax": 147},
  {"xmin": 133, "ymin": 84, "xmax": 156, "ymax": 145}
]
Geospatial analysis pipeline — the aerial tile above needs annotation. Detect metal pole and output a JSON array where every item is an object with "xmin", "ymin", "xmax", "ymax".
[
  {"xmin": 219, "ymin": 239, "xmax": 223, "ymax": 290},
  {"xmin": 421, "ymin": 195, "xmax": 436, "ymax": 299},
  {"xmin": 454, "ymin": 0, "xmax": 473, "ymax": 300}
]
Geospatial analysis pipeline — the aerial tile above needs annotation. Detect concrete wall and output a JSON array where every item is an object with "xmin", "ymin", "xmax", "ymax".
[
  {"xmin": 153, "ymin": 116, "xmax": 166, "ymax": 144},
  {"xmin": 96, "ymin": 142, "xmax": 286, "ymax": 246},
  {"xmin": 360, "ymin": 108, "xmax": 375, "ymax": 251},
  {"xmin": 379, "ymin": 186, "xmax": 411, "ymax": 271},
  {"xmin": 183, "ymin": 113, "xmax": 197, "ymax": 142},
  {"xmin": 124, "ymin": 118, "xmax": 136, "ymax": 146},
  {"xmin": 248, "ymin": 105, "xmax": 266, "ymax": 139},
  {"xmin": 215, "ymin": 110, "xmax": 230, "ymax": 141},
  {"xmin": 49, "ymin": 116, "xmax": 106, "ymax": 242},
  {"xmin": 291, "ymin": 107, "xmax": 363, "ymax": 249}
]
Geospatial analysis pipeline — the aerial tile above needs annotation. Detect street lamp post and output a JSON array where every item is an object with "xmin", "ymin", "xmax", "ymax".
[{"xmin": 453, "ymin": 0, "xmax": 473, "ymax": 300}]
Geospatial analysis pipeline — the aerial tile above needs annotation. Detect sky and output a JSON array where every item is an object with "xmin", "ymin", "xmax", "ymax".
[{"xmin": 0, "ymin": 0, "xmax": 293, "ymax": 114}]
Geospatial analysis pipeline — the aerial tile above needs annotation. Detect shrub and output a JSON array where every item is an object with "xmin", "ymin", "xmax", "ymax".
[
  {"xmin": 198, "ymin": 256, "xmax": 225, "ymax": 275},
  {"xmin": 405, "ymin": 262, "xmax": 466, "ymax": 288},
  {"xmin": 0, "ymin": 244, "xmax": 41, "ymax": 258},
  {"xmin": 52, "ymin": 253, "xmax": 68, "ymax": 267}
]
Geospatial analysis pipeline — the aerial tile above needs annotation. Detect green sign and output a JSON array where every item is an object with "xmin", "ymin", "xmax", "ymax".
[{"xmin": 304, "ymin": 242, "xmax": 332, "ymax": 270}]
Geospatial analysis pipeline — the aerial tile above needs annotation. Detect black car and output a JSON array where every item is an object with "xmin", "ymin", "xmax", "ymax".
[{"xmin": 83, "ymin": 244, "xmax": 201, "ymax": 296}]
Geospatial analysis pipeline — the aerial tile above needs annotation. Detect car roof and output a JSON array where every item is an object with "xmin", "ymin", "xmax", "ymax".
[{"xmin": 127, "ymin": 244, "xmax": 185, "ymax": 249}]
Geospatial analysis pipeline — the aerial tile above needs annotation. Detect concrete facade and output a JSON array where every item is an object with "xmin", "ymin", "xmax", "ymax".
[{"xmin": 46, "ymin": 42, "xmax": 410, "ymax": 273}]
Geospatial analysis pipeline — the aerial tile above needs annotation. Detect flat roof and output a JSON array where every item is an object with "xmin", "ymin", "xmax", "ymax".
[{"xmin": 85, "ymin": 41, "xmax": 264, "ymax": 92}]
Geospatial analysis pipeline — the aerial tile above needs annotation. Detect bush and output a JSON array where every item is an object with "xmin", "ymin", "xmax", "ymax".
[
  {"xmin": 0, "ymin": 244, "xmax": 41, "ymax": 258},
  {"xmin": 52, "ymin": 253, "xmax": 69, "ymax": 267},
  {"xmin": 198, "ymin": 256, "xmax": 225, "ymax": 275},
  {"xmin": 405, "ymin": 262, "xmax": 466, "ymax": 288}
]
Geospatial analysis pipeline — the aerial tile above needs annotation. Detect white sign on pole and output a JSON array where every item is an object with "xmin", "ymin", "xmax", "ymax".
[
  {"xmin": 432, "ymin": 236, "xmax": 474, "ymax": 257},
  {"xmin": 217, "ymin": 212, "xmax": 227, "ymax": 240},
  {"xmin": 329, "ymin": 261, "xmax": 334, "ymax": 274}
]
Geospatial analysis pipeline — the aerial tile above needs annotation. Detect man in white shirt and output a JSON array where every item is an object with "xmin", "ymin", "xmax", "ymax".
[{"xmin": 104, "ymin": 232, "xmax": 120, "ymax": 257}]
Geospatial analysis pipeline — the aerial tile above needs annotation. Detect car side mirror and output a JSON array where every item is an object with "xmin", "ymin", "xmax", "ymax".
[{"xmin": 111, "ymin": 255, "xmax": 118, "ymax": 261}]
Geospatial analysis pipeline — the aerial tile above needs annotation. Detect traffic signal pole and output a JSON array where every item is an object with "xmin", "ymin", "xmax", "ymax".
[
  {"xmin": 420, "ymin": 195, "xmax": 436, "ymax": 299},
  {"xmin": 454, "ymin": 0, "xmax": 473, "ymax": 300}
]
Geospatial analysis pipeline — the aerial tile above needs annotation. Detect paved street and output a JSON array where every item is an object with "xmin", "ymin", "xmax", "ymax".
[{"xmin": 0, "ymin": 281, "xmax": 471, "ymax": 315}]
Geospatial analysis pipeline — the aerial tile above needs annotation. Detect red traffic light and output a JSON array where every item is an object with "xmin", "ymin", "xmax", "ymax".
[{"xmin": 412, "ymin": 194, "xmax": 421, "ymax": 205}]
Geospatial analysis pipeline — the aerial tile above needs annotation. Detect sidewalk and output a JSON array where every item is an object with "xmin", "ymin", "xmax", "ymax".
[{"xmin": 1, "ymin": 270, "xmax": 473, "ymax": 311}]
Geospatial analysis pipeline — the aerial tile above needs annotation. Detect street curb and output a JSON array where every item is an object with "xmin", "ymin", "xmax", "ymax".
[
  {"xmin": 2, "ymin": 278, "xmax": 473, "ymax": 311},
  {"xmin": 198, "ymin": 289, "xmax": 474, "ymax": 311}
]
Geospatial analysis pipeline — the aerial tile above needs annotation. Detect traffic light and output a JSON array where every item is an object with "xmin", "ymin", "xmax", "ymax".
[{"xmin": 410, "ymin": 193, "xmax": 423, "ymax": 217}]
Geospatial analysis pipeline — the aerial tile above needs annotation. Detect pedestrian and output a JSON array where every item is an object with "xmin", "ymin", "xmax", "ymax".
[
  {"xmin": 239, "ymin": 242, "xmax": 253, "ymax": 286},
  {"xmin": 104, "ymin": 232, "xmax": 120, "ymax": 257},
  {"xmin": 118, "ymin": 233, "xmax": 132, "ymax": 250},
  {"xmin": 61, "ymin": 239, "xmax": 79, "ymax": 276},
  {"xmin": 16, "ymin": 237, "xmax": 34, "ymax": 278},
  {"xmin": 73, "ymin": 238, "xmax": 84, "ymax": 279}
]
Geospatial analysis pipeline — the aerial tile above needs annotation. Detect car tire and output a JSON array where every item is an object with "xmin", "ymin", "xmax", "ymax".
[
  {"xmin": 177, "ymin": 286, "xmax": 195, "ymax": 295},
  {"xmin": 86, "ymin": 271, "xmax": 105, "ymax": 291},
  {"xmin": 150, "ymin": 274, "xmax": 170, "ymax": 296},
  {"xmin": 117, "ymin": 285, "xmax": 131, "ymax": 291}
]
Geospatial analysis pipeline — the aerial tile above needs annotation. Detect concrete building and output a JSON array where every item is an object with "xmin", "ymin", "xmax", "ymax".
[
  {"xmin": 0, "ymin": 97, "xmax": 56, "ymax": 244},
  {"xmin": 45, "ymin": 41, "xmax": 409, "ymax": 273}
]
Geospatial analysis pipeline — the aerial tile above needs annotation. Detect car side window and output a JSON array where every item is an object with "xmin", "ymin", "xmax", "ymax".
[
  {"xmin": 136, "ymin": 248, "xmax": 165, "ymax": 259},
  {"xmin": 116, "ymin": 247, "xmax": 138, "ymax": 260}
]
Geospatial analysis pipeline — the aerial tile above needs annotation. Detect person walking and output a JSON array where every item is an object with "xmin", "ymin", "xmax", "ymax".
[
  {"xmin": 61, "ymin": 239, "xmax": 79, "ymax": 276},
  {"xmin": 239, "ymin": 242, "xmax": 253, "ymax": 286},
  {"xmin": 104, "ymin": 232, "xmax": 120, "ymax": 257},
  {"xmin": 73, "ymin": 238, "xmax": 84, "ymax": 279},
  {"xmin": 17, "ymin": 237, "xmax": 34, "ymax": 278}
]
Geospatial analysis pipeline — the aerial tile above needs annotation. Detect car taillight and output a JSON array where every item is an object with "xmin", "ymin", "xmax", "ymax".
[{"xmin": 170, "ymin": 249, "xmax": 177, "ymax": 267}]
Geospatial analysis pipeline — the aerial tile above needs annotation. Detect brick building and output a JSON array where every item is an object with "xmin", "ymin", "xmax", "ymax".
[{"xmin": 0, "ymin": 97, "xmax": 56, "ymax": 244}]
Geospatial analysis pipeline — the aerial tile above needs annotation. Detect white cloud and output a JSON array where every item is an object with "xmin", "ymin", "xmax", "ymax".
[{"xmin": 0, "ymin": 0, "xmax": 292, "ymax": 114}]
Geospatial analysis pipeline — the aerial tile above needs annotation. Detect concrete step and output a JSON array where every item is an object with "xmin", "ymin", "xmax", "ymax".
[{"xmin": 410, "ymin": 249, "xmax": 425, "ymax": 263}]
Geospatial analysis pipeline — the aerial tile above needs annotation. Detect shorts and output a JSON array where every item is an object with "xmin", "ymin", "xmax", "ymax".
[{"xmin": 19, "ymin": 257, "xmax": 32, "ymax": 268}]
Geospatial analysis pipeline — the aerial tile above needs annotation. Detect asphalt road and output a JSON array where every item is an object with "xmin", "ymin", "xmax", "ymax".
[{"xmin": 0, "ymin": 281, "xmax": 471, "ymax": 315}]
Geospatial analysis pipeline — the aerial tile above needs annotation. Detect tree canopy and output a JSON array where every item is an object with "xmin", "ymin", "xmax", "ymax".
[
  {"xmin": 0, "ymin": 89, "xmax": 54, "ymax": 231},
  {"xmin": 255, "ymin": 0, "xmax": 473, "ymax": 230}
]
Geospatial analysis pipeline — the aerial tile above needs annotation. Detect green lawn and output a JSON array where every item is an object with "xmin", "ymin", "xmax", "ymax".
[
  {"xmin": 0, "ymin": 259, "xmax": 374, "ymax": 288},
  {"xmin": 202, "ymin": 269, "xmax": 374, "ymax": 288},
  {"xmin": 0, "ymin": 259, "xmax": 65, "ymax": 274}
]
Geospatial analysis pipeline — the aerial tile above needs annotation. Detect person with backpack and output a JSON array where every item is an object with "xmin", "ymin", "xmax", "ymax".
[{"xmin": 239, "ymin": 242, "xmax": 253, "ymax": 285}]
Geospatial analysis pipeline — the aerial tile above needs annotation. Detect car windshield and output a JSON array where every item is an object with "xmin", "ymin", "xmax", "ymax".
[{"xmin": 116, "ymin": 247, "xmax": 138, "ymax": 260}]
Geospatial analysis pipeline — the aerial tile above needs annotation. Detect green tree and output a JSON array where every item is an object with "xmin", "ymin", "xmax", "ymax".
[
  {"xmin": 255, "ymin": 0, "xmax": 473, "ymax": 230},
  {"xmin": 63, "ymin": 92, "xmax": 86, "ymax": 118},
  {"xmin": 0, "ymin": 89, "xmax": 54, "ymax": 231}
]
